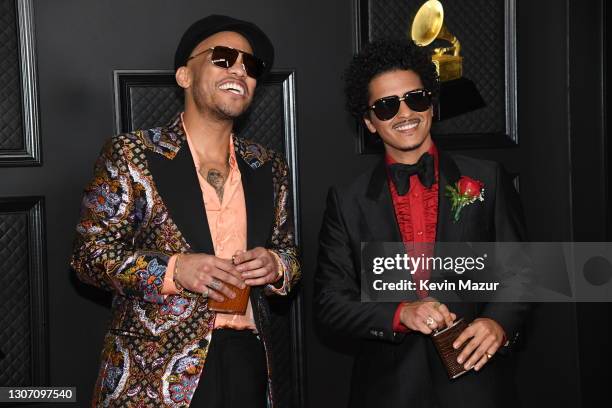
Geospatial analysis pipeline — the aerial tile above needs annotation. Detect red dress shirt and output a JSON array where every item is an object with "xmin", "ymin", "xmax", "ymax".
[{"xmin": 388, "ymin": 145, "xmax": 439, "ymax": 332}]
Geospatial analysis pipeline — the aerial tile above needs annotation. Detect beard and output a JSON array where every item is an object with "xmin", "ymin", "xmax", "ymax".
[
  {"xmin": 398, "ymin": 137, "xmax": 426, "ymax": 152},
  {"xmin": 191, "ymin": 80, "xmax": 250, "ymax": 121},
  {"xmin": 383, "ymin": 133, "xmax": 427, "ymax": 152}
]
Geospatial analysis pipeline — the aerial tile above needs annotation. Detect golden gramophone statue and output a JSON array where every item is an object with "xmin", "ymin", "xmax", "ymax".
[
  {"xmin": 410, "ymin": 0, "xmax": 485, "ymax": 120},
  {"xmin": 411, "ymin": 0, "xmax": 462, "ymax": 82}
]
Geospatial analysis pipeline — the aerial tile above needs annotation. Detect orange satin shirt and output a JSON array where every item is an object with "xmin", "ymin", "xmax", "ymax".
[{"xmin": 163, "ymin": 116, "xmax": 255, "ymax": 330}]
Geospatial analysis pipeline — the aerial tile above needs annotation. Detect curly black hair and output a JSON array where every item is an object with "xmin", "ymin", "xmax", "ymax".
[{"xmin": 344, "ymin": 38, "xmax": 439, "ymax": 120}]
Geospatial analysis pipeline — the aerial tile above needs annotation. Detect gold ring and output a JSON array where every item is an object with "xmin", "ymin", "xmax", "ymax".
[
  {"xmin": 485, "ymin": 353, "xmax": 493, "ymax": 359},
  {"xmin": 425, "ymin": 316, "xmax": 435, "ymax": 327}
]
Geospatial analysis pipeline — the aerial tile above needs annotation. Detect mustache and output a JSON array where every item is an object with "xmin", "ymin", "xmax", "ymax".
[{"xmin": 392, "ymin": 118, "xmax": 421, "ymax": 129}]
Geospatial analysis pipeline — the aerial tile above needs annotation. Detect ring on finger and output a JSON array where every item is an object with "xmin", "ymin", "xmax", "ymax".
[
  {"xmin": 209, "ymin": 278, "xmax": 223, "ymax": 291},
  {"xmin": 485, "ymin": 352, "xmax": 493, "ymax": 359},
  {"xmin": 425, "ymin": 316, "xmax": 435, "ymax": 327},
  {"xmin": 201, "ymin": 287, "xmax": 209, "ymax": 298}
]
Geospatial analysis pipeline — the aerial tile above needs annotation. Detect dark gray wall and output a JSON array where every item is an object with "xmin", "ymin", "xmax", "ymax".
[{"xmin": 0, "ymin": 0, "xmax": 607, "ymax": 406}]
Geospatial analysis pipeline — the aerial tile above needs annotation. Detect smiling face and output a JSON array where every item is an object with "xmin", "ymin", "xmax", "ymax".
[
  {"xmin": 364, "ymin": 69, "xmax": 433, "ymax": 162},
  {"xmin": 175, "ymin": 31, "xmax": 257, "ymax": 121}
]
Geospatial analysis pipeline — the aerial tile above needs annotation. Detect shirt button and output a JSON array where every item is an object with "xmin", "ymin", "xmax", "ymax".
[
  {"xmin": 413, "ymin": 193, "xmax": 419, "ymax": 198},
  {"xmin": 417, "ymin": 231, "xmax": 423, "ymax": 236}
]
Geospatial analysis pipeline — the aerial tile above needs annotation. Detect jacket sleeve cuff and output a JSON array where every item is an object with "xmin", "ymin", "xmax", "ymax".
[
  {"xmin": 265, "ymin": 250, "xmax": 288, "ymax": 296},
  {"xmin": 161, "ymin": 254, "xmax": 179, "ymax": 295}
]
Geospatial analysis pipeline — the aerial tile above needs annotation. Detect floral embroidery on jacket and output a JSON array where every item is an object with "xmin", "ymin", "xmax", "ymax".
[
  {"xmin": 162, "ymin": 342, "xmax": 208, "ymax": 407},
  {"xmin": 83, "ymin": 182, "xmax": 121, "ymax": 217},
  {"xmin": 168, "ymin": 374, "xmax": 198, "ymax": 404},
  {"xmin": 100, "ymin": 338, "xmax": 130, "ymax": 407},
  {"xmin": 159, "ymin": 297, "xmax": 190, "ymax": 317},
  {"xmin": 136, "ymin": 258, "xmax": 166, "ymax": 303}
]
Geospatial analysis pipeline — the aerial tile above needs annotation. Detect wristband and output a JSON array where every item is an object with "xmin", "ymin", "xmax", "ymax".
[{"xmin": 173, "ymin": 254, "xmax": 199, "ymax": 298}]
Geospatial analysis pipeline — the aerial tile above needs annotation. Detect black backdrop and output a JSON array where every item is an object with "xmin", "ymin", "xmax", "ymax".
[{"xmin": 0, "ymin": 0, "xmax": 608, "ymax": 407}]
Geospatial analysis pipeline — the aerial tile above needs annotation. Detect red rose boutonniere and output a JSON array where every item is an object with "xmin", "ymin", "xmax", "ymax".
[{"xmin": 445, "ymin": 176, "xmax": 485, "ymax": 222}]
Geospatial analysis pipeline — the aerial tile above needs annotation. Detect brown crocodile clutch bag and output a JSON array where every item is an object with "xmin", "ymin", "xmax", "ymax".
[
  {"xmin": 208, "ymin": 285, "xmax": 250, "ymax": 314},
  {"xmin": 431, "ymin": 318, "xmax": 470, "ymax": 379}
]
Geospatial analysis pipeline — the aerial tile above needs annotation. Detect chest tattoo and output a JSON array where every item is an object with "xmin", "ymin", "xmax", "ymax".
[{"xmin": 206, "ymin": 168, "xmax": 226, "ymax": 202}]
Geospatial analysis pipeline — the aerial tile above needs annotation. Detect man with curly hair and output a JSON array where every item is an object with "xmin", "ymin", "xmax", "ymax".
[
  {"xmin": 315, "ymin": 38, "xmax": 529, "ymax": 407},
  {"xmin": 71, "ymin": 15, "xmax": 300, "ymax": 408}
]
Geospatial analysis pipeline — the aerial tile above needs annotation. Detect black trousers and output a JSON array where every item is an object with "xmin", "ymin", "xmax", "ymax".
[{"xmin": 190, "ymin": 328, "xmax": 268, "ymax": 408}]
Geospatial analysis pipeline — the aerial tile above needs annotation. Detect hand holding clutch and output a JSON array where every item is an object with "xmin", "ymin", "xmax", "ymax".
[
  {"xmin": 452, "ymin": 317, "xmax": 505, "ymax": 372},
  {"xmin": 433, "ymin": 317, "xmax": 505, "ymax": 378},
  {"xmin": 431, "ymin": 318, "xmax": 470, "ymax": 379}
]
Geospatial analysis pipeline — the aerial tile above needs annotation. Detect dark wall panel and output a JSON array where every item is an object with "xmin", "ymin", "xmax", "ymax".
[
  {"xmin": 0, "ymin": 197, "xmax": 47, "ymax": 389},
  {"xmin": 0, "ymin": 0, "xmax": 24, "ymax": 151},
  {"xmin": 568, "ymin": 0, "xmax": 610, "ymax": 406},
  {"xmin": 0, "ymin": 212, "xmax": 32, "ymax": 386},
  {"xmin": 0, "ymin": 0, "xmax": 41, "ymax": 166}
]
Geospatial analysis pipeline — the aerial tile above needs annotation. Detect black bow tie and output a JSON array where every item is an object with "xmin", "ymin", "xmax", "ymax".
[{"xmin": 388, "ymin": 153, "xmax": 435, "ymax": 196}]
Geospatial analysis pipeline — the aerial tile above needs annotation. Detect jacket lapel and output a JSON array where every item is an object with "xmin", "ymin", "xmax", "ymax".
[
  {"xmin": 359, "ymin": 160, "xmax": 402, "ymax": 242},
  {"xmin": 436, "ymin": 151, "xmax": 464, "ymax": 242},
  {"xmin": 233, "ymin": 139, "xmax": 274, "ymax": 315},
  {"xmin": 237, "ymin": 155, "xmax": 274, "ymax": 249},
  {"xmin": 145, "ymin": 128, "xmax": 214, "ymax": 254}
]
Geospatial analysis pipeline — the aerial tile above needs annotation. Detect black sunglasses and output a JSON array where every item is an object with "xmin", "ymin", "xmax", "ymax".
[
  {"xmin": 188, "ymin": 45, "xmax": 266, "ymax": 79},
  {"xmin": 368, "ymin": 89, "xmax": 433, "ymax": 121}
]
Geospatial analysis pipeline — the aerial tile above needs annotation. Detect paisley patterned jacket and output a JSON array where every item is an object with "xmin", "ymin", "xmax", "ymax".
[{"xmin": 70, "ymin": 114, "xmax": 300, "ymax": 407}]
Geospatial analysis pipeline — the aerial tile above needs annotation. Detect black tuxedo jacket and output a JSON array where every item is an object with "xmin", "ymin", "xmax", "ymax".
[{"xmin": 314, "ymin": 151, "xmax": 530, "ymax": 408}]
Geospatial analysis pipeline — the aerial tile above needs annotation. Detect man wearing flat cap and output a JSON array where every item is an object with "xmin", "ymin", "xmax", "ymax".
[{"xmin": 71, "ymin": 15, "xmax": 300, "ymax": 408}]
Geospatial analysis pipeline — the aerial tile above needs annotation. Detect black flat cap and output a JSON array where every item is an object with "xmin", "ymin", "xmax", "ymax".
[{"xmin": 174, "ymin": 14, "xmax": 274, "ymax": 75}]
